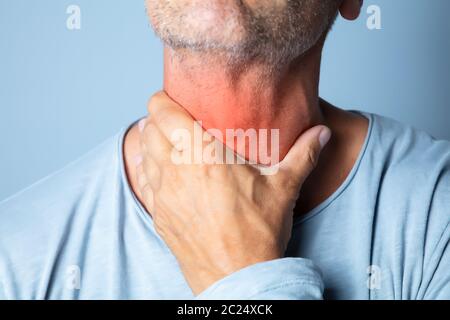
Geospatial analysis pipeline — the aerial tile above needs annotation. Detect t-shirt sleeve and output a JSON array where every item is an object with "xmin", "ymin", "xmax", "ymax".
[{"xmin": 196, "ymin": 258, "xmax": 324, "ymax": 300}]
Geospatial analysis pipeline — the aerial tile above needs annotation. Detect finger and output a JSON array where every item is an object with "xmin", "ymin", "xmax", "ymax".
[
  {"xmin": 147, "ymin": 92, "xmax": 215, "ymax": 154},
  {"xmin": 275, "ymin": 125, "xmax": 331, "ymax": 186},
  {"xmin": 138, "ymin": 117, "xmax": 147, "ymax": 133},
  {"xmin": 141, "ymin": 122, "xmax": 176, "ymax": 165},
  {"xmin": 148, "ymin": 91, "xmax": 199, "ymax": 143},
  {"xmin": 142, "ymin": 153, "xmax": 162, "ymax": 192},
  {"xmin": 135, "ymin": 158, "xmax": 155, "ymax": 213}
]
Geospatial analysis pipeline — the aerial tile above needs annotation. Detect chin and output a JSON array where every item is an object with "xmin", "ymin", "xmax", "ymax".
[{"xmin": 146, "ymin": 0, "xmax": 248, "ymax": 49}]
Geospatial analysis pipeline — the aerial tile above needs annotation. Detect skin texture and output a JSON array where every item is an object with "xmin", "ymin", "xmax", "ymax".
[
  {"xmin": 123, "ymin": 0, "xmax": 368, "ymax": 294},
  {"xmin": 163, "ymin": 44, "xmax": 324, "ymax": 163},
  {"xmin": 136, "ymin": 93, "xmax": 331, "ymax": 295},
  {"xmin": 145, "ymin": 0, "xmax": 341, "ymax": 66}
]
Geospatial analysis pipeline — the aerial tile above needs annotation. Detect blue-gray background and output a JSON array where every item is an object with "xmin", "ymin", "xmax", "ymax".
[{"xmin": 1, "ymin": 0, "xmax": 449, "ymax": 200}]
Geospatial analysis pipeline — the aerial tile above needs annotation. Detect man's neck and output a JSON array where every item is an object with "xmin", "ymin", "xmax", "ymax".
[
  {"xmin": 163, "ymin": 45, "xmax": 325, "ymax": 161},
  {"xmin": 124, "ymin": 43, "xmax": 369, "ymax": 216}
]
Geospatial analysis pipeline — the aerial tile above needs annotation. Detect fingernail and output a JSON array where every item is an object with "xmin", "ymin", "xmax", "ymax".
[
  {"xmin": 319, "ymin": 127, "xmax": 332, "ymax": 149},
  {"xmin": 134, "ymin": 154, "xmax": 143, "ymax": 166},
  {"xmin": 138, "ymin": 119, "xmax": 146, "ymax": 133}
]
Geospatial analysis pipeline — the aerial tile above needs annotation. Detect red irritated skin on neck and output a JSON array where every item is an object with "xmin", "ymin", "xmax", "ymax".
[{"xmin": 162, "ymin": 46, "xmax": 325, "ymax": 165}]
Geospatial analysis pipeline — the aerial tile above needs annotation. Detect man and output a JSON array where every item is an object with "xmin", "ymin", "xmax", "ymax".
[{"xmin": 0, "ymin": 0, "xmax": 449, "ymax": 299}]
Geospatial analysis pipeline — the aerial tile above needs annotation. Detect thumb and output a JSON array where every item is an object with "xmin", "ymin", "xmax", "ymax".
[{"xmin": 279, "ymin": 125, "xmax": 331, "ymax": 186}]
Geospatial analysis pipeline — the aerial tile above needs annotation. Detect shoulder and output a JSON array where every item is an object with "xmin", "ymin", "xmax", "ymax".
[
  {"xmin": 0, "ymin": 132, "xmax": 124, "ymax": 273},
  {"xmin": 367, "ymin": 112, "xmax": 450, "ymax": 186},
  {"xmin": 366, "ymin": 113, "xmax": 450, "ymax": 275}
]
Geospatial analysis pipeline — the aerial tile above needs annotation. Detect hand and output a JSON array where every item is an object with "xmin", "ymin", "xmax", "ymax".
[{"xmin": 136, "ymin": 92, "xmax": 331, "ymax": 295}]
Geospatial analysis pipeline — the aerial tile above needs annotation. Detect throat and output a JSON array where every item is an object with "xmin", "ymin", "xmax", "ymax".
[{"xmin": 163, "ymin": 46, "xmax": 325, "ymax": 163}]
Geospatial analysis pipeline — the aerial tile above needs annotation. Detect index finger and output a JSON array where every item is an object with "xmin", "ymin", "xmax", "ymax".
[
  {"xmin": 147, "ymin": 91, "xmax": 219, "ymax": 153},
  {"xmin": 147, "ymin": 92, "xmax": 202, "ymax": 142}
]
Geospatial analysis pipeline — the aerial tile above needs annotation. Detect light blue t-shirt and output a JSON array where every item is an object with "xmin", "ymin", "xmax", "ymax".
[{"xmin": 0, "ymin": 112, "xmax": 449, "ymax": 300}]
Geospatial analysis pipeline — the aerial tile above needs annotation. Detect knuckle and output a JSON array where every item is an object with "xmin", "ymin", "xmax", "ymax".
[
  {"xmin": 147, "ymin": 92, "xmax": 164, "ymax": 113},
  {"xmin": 137, "ymin": 170, "xmax": 148, "ymax": 189},
  {"xmin": 304, "ymin": 145, "xmax": 319, "ymax": 169},
  {"xmin": 145, "ymin": 122, "xmax": 157, "ymax": 136},
  {"xmin": 144, "ymin": 125, "xmax": 158, "ymax": 148},
  {"xmin": 142, "ymin": 183, "xmax": 153, "ymax": 197},
  {"xmin": 154, "ymin": 108, "xmax": 173, "ymax": 130},
  {"xmin": 141, "ymin": 180, "xmax": 151, "ymax": 193}
]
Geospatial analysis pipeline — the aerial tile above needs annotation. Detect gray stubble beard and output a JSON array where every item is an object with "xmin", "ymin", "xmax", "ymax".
[{"xmin": 147, "ymin": 0, "xmax": 339, "ymax": 80}]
